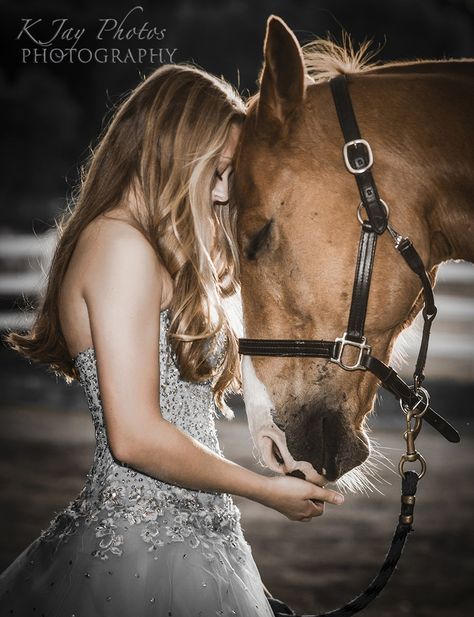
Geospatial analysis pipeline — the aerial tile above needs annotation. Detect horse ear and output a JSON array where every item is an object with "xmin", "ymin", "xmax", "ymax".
[{"xmin": 257, "ymin": 15, "xmax": 305, "ymax": 128}]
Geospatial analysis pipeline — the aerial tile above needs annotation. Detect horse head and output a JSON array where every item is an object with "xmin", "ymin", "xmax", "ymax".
[{"xmin": 234, "ymin": 16, "xmax": 474, "ymax": 484}]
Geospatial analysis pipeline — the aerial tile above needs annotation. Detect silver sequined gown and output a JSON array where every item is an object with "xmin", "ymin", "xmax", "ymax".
[{"xmin": 0, "ymin": 308, "xmax": 274, "ymax": 617}]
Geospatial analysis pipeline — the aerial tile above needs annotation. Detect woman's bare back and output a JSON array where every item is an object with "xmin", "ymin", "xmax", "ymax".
[{"xmin": 58, "ymin": 208, "xmax": 174, "ymax": 360}]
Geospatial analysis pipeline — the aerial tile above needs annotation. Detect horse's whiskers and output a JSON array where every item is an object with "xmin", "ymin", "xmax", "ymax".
[
  {"xmin": 368, "ymin": 438, "xmax": 397, "ymax": 468},
  {"xmin": 336, "ymin": 466, "xmax": 378, "ymax": 496},
  {"xmin": 335, "ymin": 435, "xmax": 397, "ymax": 495}
]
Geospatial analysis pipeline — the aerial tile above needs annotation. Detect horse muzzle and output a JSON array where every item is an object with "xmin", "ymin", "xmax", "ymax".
[{"xmin": 262, "ymin": 408, "xmax": 370, "ymax": 482}]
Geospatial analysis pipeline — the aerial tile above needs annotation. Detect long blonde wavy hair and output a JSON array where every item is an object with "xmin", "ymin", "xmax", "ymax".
[{"xmin": 3, "ymin": 63, "xmax": 246, "ymax": 419}]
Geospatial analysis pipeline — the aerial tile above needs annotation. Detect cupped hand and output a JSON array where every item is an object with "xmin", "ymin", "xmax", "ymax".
[{"xmin": 261, "ymin": 474, "xmax": 344, "ymax": 522}]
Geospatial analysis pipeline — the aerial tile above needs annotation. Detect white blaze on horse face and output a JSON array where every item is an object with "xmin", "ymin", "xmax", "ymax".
[{"xmin": 241, "ymin": 355, "xmax": 326, "ymax": 485}]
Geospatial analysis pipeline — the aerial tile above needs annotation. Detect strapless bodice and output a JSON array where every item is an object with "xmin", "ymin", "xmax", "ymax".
[
  {"xmin": 72, "ymin": 308, "xmax": 226, "ymax": 455},
  {"xmin": 38, "ymin": 308, "xmax": 243, "ymax": 563}
]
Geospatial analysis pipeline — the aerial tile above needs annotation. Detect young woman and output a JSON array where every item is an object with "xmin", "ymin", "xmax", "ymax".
[{"xmin": 0, "ymin": 63, "xmax": 343, "ymax": 616}]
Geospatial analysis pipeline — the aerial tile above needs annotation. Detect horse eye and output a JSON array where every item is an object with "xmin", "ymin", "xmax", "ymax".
[{"xmin": 244, "ymin": 219, "xmax": 274, "ymax": 260}]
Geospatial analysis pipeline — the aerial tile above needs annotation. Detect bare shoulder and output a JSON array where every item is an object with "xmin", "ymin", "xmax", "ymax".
[
  {"xmin": 79, "ymin": 214, "xmax": 155, "ymax": 265},
  {"xmin": 59, "ymin": 211, "xmax": 173, "ymax": 360},
  {"xmin": 78, "ymin": 214, "xmax": 173, "ymax": 306}
]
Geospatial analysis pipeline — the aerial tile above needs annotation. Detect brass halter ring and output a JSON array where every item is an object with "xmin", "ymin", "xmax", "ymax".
[
  {"xmin": 357, "ymin": 199, "xmax": 390, "ymax": 226},
  {"xmin": 400, "ymin": 386, "xmax": 430, "ymax": 418}
]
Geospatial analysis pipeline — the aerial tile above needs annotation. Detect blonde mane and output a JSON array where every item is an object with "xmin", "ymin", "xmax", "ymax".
[
  {"xmin": 301, "ymin": 32, "xmax": 383, "ymax": 83},
  {"xmin": 301, "ymin": 32, "xmax": 470, "ymax": 84}
]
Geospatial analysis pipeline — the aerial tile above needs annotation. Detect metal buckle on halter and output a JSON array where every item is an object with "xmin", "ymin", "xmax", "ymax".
[
  {"xmin": 343, "ymin": 139, "xmax": 374, "ymax": 174},
  {"xmin": 331, "ymin": 332, "xmax": 371, "ymax": 371}
]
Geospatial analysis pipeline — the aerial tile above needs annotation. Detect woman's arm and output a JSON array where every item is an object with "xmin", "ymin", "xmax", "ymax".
[{"xmin": 82, "ymin": 220, "xmax": 343, "ymax": 519}]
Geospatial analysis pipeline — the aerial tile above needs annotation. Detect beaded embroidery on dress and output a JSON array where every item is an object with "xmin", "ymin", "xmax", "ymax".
[{"xmin": 0, "ymin": 308, "xmax": 274, "ymax": 616}]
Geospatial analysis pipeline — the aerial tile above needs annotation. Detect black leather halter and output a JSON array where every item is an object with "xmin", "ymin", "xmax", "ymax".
[{"xmin": 238, "ymin": 74, "xmax": 460, "ymax": 445}]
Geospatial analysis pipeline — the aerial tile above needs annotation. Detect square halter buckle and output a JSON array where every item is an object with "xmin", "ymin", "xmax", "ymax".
[
  {"xmin": 331, "ymin": 332, "xmax": 371, "ymax": 371},
  {"xmin": 343, "ymin": 139, "xmax": 374, "ymax": 174}
]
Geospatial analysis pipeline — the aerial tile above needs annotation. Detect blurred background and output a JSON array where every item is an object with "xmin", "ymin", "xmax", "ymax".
[{"xmin": 0, "ymin": 1, "xmax": 473, "ymax": 615}]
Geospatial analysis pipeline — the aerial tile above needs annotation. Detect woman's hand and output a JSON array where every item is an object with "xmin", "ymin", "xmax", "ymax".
[{"xmin": 259, "ymin": 475, "xmax": 344, "ymax": 521}]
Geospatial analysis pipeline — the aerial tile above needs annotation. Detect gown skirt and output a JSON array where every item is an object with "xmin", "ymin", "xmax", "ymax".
[{"xmin": 0, "ymin": 309, "xmax": 275, "ymax": 616}]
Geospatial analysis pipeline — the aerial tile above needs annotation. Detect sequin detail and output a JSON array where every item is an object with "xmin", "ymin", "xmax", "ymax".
[{"xmin": 39, "ymin": 309, "xmax": 243, "ymax": 562}]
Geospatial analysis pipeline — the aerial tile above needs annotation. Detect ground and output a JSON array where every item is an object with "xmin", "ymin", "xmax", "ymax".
[{"xmin": 0, "ymin": 406, "xmax": 472, "ymax": 617}]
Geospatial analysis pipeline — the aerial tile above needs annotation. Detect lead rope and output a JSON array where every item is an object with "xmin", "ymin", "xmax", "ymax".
[
  {"xmin": 270, "ymin": 426, "xmax": 424, "ymax": 617},
  {"xmin": 268, "ymin": 403, "xmax": 425, "ymax": 617},
  {"xmin": 309, "ymin": 472, "xmax": 419, "ymax": 617}
]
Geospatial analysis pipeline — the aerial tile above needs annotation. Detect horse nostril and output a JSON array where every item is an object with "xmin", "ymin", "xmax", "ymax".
[{"xmin": 272, "ymin": 441, "xmax": 284, "ymax": 465}]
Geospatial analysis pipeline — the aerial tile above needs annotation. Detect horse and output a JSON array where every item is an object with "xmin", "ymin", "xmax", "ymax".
[{"xmin": 233, "ymin": 15, "xmax": 473, "ymax": 486}]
